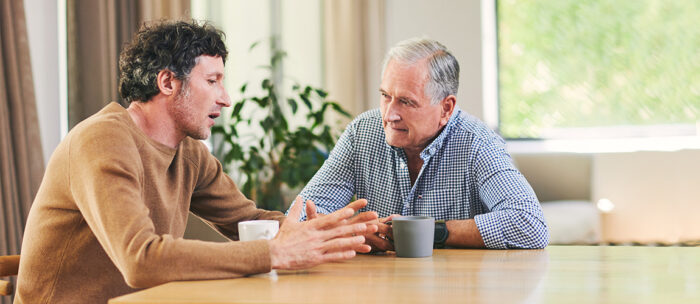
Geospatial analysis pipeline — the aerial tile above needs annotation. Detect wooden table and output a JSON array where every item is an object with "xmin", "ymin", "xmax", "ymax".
[{"xmin": 110, "ymin": 246, "xmax": 699, "ymax": 303}]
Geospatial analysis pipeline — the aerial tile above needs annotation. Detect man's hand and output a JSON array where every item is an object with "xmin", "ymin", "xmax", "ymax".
[
  {"xmin": 269, "ymin": 197, "xmax": 378, "ymax": 270},
  {"xmin": 304, "ymin": 199, "xmax": 321, "ymax": 220},
  {"xmin": 305, "ymin": 199, "xmax": 398, "ymax": 253},
  {"xmin": 360, "ymin": 214, "xmax": 400, "ymax": 252}
]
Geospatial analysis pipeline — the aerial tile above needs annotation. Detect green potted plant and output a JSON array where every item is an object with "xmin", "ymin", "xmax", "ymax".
[{"xmin": 211, "ymin": 41, "xmax": 351, "ymax": 211}]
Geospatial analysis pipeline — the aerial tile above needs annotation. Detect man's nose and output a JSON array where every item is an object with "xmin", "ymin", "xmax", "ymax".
[
  {"xmin": 218, "ymin": 87, "xmax": 232, "ymax": 107},
  {"xmin": 384, "ymin": 99, "xmax": 401, "ymax": 122}
]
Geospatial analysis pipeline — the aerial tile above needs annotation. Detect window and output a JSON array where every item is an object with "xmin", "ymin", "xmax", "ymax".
[{"xmin": 497, "ymin": 0, "xmax": 699, "ymax": 139}]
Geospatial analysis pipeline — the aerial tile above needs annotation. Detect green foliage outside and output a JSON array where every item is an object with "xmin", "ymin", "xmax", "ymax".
[
  {"xmin": 498, "ymin": 0, "xmax": 699, "ymax": 138},
  {"xmin": 211, "ymin": 41, "xmax": 350, "ymax": 211}
]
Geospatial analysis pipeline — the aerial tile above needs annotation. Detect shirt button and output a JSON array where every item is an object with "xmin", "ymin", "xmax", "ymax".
[
  {"xmin": 418, "ymin": 195, "xmax": 423, "ymax": 199},
  {"xmin": 400, "ymin": 163, "xmax": 406, "ymax": 169}
]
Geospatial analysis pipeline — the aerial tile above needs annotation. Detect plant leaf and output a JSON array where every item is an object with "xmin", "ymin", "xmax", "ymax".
[
  {"xmin": 210, "ymin": 125, "xmax": 225, "ymax": 134},
  {"xmin": 229, "ymin": 125, "xmax": 238, "ymax": 137},
  {"xmin": 231, "ymin": 102, "xmax": 245, "ymax": 118},
  {"xmin": 287, "ymin": 98, "xmax": 298, "ymax": 114},
  {"xmin": 226, "ymin": 144, "xmax": 244, "ymax": 161},
  {"xmin": 328, "ymin": 101, "xmax": 352, "ymax": 117},
  {"xmin": 248, "ymin": 40, "xmax": 261, "ymax": 52},
  {"xmin": 315, "ymin": 88, "xmax": 328, "ymax": 98},
  {"xmin": 257, "ymin": 96, "xmax": 270, "ymax": 107},
  {"xmin": 271, "ymin": 50, "xmax": 287, "ymax": 67},
  {"xmin": 300, "ymin": 94, "xmax": 312, "ymax": 110},
  {"xmin": 260, "ymin": 116, "xmax": 275, "ymax": 131}
]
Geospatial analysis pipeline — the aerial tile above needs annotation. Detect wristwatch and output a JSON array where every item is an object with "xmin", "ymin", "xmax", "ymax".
[{"xmin": 434, "ymin": 220, "xmax": 449, "ymax": 249}]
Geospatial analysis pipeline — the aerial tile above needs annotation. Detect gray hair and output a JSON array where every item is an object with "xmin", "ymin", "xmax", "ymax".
[{"xmin": 381, "ymin": 38, "xmax": 460, "ymax": 104}]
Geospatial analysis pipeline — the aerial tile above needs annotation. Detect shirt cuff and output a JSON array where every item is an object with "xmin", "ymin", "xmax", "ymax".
[{"xmin": 474, "ymin": 213, "xmax": 507, "ymax": 249}]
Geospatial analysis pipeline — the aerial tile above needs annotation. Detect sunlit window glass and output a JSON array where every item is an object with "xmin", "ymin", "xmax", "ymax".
[{"xmin": 498, "ymin": 0, "xmax": 699, "ymax": 139}]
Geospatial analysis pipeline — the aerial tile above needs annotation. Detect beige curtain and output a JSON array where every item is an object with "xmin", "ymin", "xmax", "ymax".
[
  {"xmin": 323, "ymin": 0, "xmax": 385, "ymax": 117},
  {"xmin": 67, "ymin": 0, "xmax": 190, "ymax": 128},
  {"xmin": 0, "ymin": 0, "xmax": 44, "ymax": 302}
]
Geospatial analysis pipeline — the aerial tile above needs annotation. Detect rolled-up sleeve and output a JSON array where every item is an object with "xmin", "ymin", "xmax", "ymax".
[{"xmin": 473, "ymin": 138, "xmax": 549, "ymax": 249}]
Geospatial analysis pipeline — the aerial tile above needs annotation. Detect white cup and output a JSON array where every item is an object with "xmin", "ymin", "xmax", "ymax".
[{"xmin": 238, "ymin": 220, "xmax": 279, "ymax": 242}]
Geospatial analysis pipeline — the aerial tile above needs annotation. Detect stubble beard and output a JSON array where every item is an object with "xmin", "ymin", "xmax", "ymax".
[{"xmin": 170, "ymin": 83, "xmax": 210, "ymax": 140}]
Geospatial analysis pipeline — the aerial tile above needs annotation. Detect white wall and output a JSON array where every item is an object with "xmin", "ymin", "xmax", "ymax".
[
  {"xmin": 24, "ymin": 0, "xmax": 61, "ymax": 164},
  {"xmin": 593, "ymin": 150, "xmax": 700, "ymax": 243}
]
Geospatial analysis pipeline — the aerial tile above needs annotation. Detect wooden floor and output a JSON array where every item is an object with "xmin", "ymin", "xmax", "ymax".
[{"xmin": 110, "ymin": 245, "xmax": 700, "ymax": 304}]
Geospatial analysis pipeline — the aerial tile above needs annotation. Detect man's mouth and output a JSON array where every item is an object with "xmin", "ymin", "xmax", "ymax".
[
  {"xmin": 385, "ymin": 124, "xmax": 407, "ymax": 132},
  {"xmin": 208, "ymin": 112, "xmax": 220, "ymax": 119}
]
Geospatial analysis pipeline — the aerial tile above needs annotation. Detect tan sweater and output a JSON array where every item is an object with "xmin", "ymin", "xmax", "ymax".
[{"xmin": 15, "ymin": 102, "xmax": 285, "ymax": 303}]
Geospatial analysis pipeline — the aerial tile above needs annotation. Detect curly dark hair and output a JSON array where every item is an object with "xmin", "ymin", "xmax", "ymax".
[{"xmin": 118, "ymin": 20, "xmax": 228, "ymax": 103}]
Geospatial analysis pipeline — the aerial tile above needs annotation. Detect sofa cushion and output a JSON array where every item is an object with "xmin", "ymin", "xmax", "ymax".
[{"xmin": 541, "ymin": 200, "xmax": 601, "ymax": 245}]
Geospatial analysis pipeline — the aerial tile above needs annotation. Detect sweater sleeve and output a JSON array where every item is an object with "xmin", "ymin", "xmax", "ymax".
[
  {"xmin": 188, "ymin": 141, "xmax": 286, "ymax": 240},
  {"xmin": 68, "ymin": 126, "xmax": 274, "ymax": 289}
]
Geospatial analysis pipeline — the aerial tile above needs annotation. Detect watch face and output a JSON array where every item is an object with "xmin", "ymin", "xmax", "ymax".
[{"xmin": 434, "ymin": 222, "xmax": 448, "ymax": 243}]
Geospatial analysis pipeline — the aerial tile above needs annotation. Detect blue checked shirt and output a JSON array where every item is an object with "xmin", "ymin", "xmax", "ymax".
[{"xmin": 290, "ymin": 107, "xmax": 549, "ymax": 249}]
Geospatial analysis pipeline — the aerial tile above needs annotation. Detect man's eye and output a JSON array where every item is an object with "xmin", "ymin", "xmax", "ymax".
[{"xmin": 208, "ymin": 80, "xmax": 217, "ymax": 84}]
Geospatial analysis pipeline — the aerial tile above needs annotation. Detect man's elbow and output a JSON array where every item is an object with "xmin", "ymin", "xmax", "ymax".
[
  {"xmin": 524, "ymin": 221, "xmax": 550, "ymax": 249},
  {"xmin": 528, "ymin": 229, "xmax": 550, "ymax": 249},
  {"xmin": 508, "ymin": 216, "xmax": 550, "ymax": 249},
  {"xmin": 121, "ymin": 262, "xmax": 162, "ymax": 289}
]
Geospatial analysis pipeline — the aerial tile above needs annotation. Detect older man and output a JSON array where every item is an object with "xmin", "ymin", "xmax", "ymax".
[
  {"xmin": 16, "ymin": 20, "xmax": 376, "ymax": 303},
  {"xmin": 289, "ymin": 38, "xmax": 549, "ymax": 250}
]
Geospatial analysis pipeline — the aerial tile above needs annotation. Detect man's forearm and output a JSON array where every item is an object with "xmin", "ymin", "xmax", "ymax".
[{"xmin": 445, "ymin": 219, "xmax": 487, "ymax": 248}]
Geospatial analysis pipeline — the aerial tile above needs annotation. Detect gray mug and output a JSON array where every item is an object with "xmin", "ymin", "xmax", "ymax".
[{"xmin": 391, "ymin": 216, "xmax": 434, "ymax": 258}]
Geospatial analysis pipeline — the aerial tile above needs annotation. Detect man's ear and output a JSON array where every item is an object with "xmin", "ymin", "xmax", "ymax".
[
  {"xmin": 439, "ymin": 95, "xmax": 456, "ymax": 126},
  {"xmin": 156, "ymin": 70, "xmax": 179, "ymax": 96}
]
